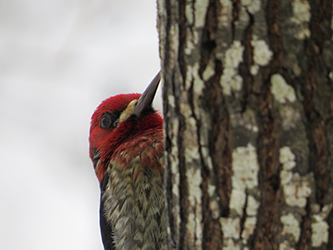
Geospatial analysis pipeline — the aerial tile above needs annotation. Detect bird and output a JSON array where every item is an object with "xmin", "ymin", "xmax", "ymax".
[{"xmin": 89, "ymin": 72, "xmax": 167, "ymax": 250}]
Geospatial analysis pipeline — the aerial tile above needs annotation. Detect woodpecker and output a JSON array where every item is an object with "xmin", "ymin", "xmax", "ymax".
[{"xmin": 89, "ymin": 72, "xmax": 167, "ymax": 250}]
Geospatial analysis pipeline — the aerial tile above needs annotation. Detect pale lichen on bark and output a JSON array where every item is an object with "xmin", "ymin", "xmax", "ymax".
[
  {"xmin": 251, "ymin": 37, "xmax": 273, "ymax": 66},
  {"xmin": 270, "ymin": 74, "xmax": 296, "ymax": 104},
  {"xmin": 241, "ymin": 0, "xmax": 261, "ymax": 14},
  {"xmin": 186, "ymin": 166, "xmax": 203, "ymax": 247},
  {"xmin": 220, "ymin": 41, "xmax": 244, "ymax": 95},
  {"xmin": 311, "ymin": 203, "xmax": 333, "ymax": 247},
  {"xmin": 219, "ymin": 0, "xmax": 232, "ymax": 27},
  {"xmin": 281, "ymin": 213, "xmax": 301, "ymax": 242},
  {"xmin": 279, "ymin": 146, "xmax": 313, "ymax": 248},
  {"xmin": 241, "ymin": 195, "xmax": 259, "ymax": 243},
  {"xmin": 279, "ymin": 241, "xmax": 296, "ymax": 250},
  {"xmin": 221, "ymin": 143, "xmax": 260, "ymax": 248},
  {"xmin": 290, "ymin": 0, "xmax": 311, "ymax": 40},
  {"xmin": 311, "ymin": 214, "xmax": 329, "ymax": 247}
]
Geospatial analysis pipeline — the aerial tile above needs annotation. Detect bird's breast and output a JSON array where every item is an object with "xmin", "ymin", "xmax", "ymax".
[{"xmin": 101, "ymin": 149, "xmax": 167, "ymax": 250}]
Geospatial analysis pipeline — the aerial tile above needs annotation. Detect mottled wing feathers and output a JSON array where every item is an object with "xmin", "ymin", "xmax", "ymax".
[
  {"xmin": 100, "ymin": 135, "xmax": 166, "ymax": 250},
  {"xmin": 100, "ymin": 171, "xmax": 116, "ymax": 250}
]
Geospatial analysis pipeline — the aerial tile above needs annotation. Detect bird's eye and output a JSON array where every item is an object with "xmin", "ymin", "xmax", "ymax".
[
  {"xmin": 100, "ymin": 113, "xmax": 119, "ymax": 130},
  {"xmin": 100, "ymin": 114, "xmax": 111, "ymax": 129}
]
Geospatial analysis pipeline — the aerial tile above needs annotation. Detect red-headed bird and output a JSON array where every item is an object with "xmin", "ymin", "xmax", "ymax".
[{"xmin": 89, "ymin": 72, "xmax": 166, "ymax": 250}]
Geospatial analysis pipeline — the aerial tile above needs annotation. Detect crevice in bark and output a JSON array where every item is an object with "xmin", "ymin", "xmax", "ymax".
[
  {"xmin": 198, "ymin": 0, "xmax": 231, "ymax": 221},
  {"xmin": 301, "ymin": 0, "xmax": 331, "ymax": 208},
  {"xmin": 205, "ymin": 220, "xmax": 223, "ymax": 250},
  {"xmin": 302, "ymin": 77, "xmax": 329, "ymax": 208},
  {"xmin": 308, "ymin": 0, "xmax": 332, "ymax": 53},
  {"xmin": 250, "ymin": 1, "xmax": 283, "ymax": 248},
  {"xmin": 296, "ymin": 198, "xmax": 312, "ymax": 250},
  {"xmin": 200, "ymin": 160, "xmax": 212, "ymax": 249},
  {"xmin": 178, "ymin": 0, "xmax": 187, "ymax": 85},
  {"xmin": 231, "ymin": 0, "xmax": 241, "ymax": 41},
  {"xmin": 163, "ymin": 0, "xmax": 176, "ymax": 248},
  {"xmin": 175, "ymin": 80, "xmax": 188, "ymax": 250},
  {"xmin": 193, "ymin": 95, "xmax": 210, "ymax": 250},
  {"xmin": 164, "ymin": 157, "xmax": 176, "ymax": 249},
  {"xmin": 239, "ymin": 192, "xmax": 248, "ymax": 238},
  {"xmin": 252, "ymin": 87, "xmax": 279, "ymax": 250},
  {"xmin": 163, "ymin": 0, "xmax": 172, "ymax": 77},
  {"xmin": 198, "ymin": 0, "xmax": 220, "ymax": 78},
  {"xmin": 237, "ymin": 7, "xmax": 256, "ymax": 250},
  {"xmin": 266, "ymin": 0, "xmax": 282, "ymax": 72},
  {"xmin": 187, "ymin": 77, "xmax": 212, "ymax": 249},
  {"xmin": 203, "ymin": 59, "xmax": 229, "ymax": 250},
  {"xmin": 238, "ymin": 12, "xmax": 254, "ymax": 110},
  {"xmin": 204, "ymin": 59, "xmax": 231, "ymax": 219},
  {"xmin": 192, "ymin": 79, "xmax": 223, "ymax": 249},
  {"xmin": 178, "ymin": 129, "xmax": 187, "ymax": 250}
]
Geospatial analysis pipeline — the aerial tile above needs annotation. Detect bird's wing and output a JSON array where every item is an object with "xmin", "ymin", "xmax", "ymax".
[
  {"xmin": 100, "ymin": 171, "xmax": 116, "ymax": 250},
  {"xmin": 99, "ymin": 149, "xmax": 166, "ymax": 250}
]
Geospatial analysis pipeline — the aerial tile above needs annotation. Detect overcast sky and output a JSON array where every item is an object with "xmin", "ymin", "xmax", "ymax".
[{"xmin": 0, "ymin": 1, "xmax": 160, "ymax": 249}]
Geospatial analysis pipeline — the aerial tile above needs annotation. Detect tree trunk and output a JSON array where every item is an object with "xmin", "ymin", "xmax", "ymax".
[{"xmin": 157, "ymin": 0, "xmax": 333, "ymax": 249}]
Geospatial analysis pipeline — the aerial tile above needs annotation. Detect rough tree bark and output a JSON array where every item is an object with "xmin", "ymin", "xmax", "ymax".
[{"xmin": 157, "ymin": 0, "xmax": 333, "ymax": 249}]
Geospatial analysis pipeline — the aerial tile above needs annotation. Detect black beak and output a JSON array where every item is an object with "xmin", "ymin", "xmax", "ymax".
[{"xmin": 133, "ymin": 71, "xmax": 161, "ymax": 117}]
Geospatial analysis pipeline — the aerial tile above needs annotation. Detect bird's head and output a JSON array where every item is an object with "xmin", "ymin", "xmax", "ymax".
[{"xmin": 89, "ymin": 72, "xmax": 162, "ymax": 182}]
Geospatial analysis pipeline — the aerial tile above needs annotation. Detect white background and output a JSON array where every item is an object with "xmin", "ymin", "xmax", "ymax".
[{"xmin": 0, "ymin": 1, "xmax": 161, "ymax": 249}]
